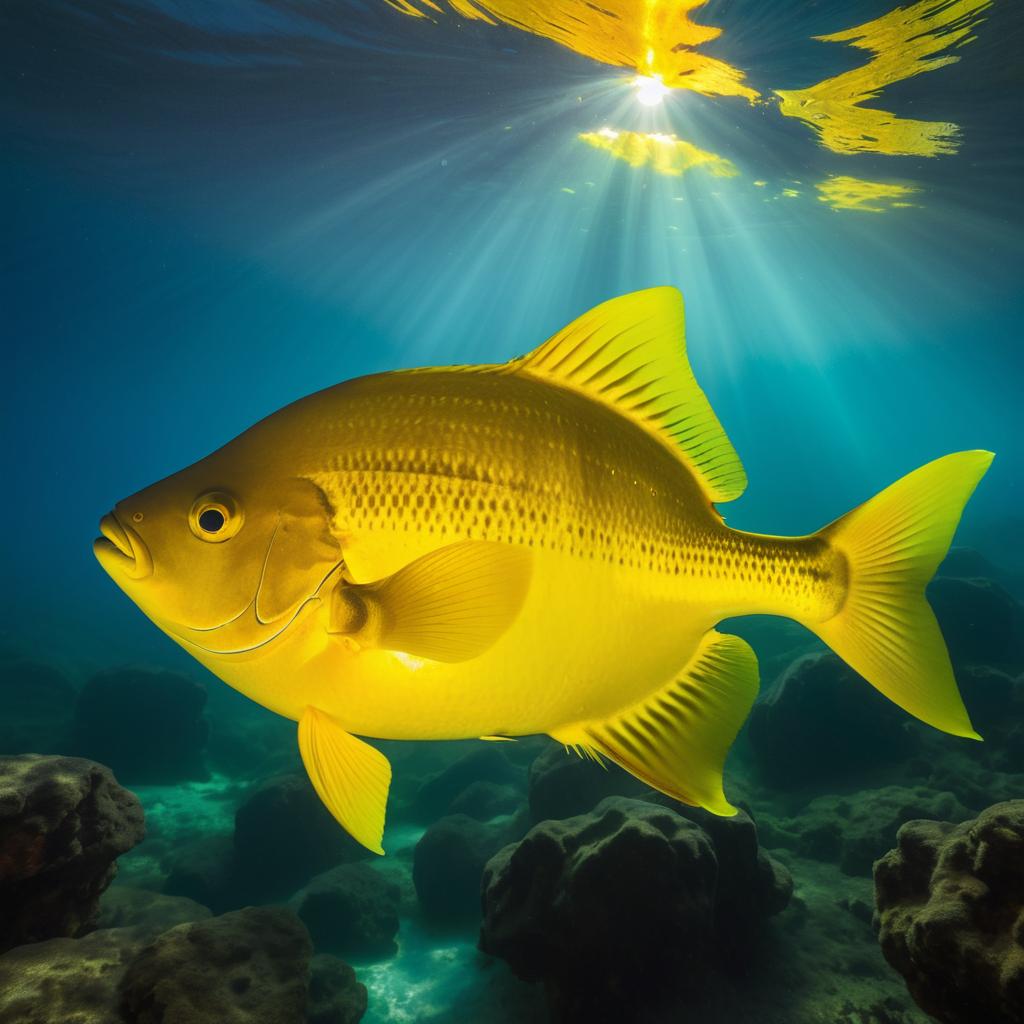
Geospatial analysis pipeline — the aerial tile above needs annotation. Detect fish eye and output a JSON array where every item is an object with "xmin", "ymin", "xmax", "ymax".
[
  {"xmin": 199, "ymin": 507, "xmax": 225, "ymax": 533},
  {"xmin": 189, "ymin": 492, "xmax": 243, "ymax": 543}
]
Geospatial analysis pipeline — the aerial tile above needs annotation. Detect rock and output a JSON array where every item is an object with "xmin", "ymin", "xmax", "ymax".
[
  {"xmin": 668, "ymin": 803, "xmax": 793, "ymax": 936},
  {"xmin": 528, "ymin": 743, "xmax": 647, "ymax": 823},
  {"xmin": 764, "ymin": 786, "xmax": 972, "ymax": 877},
  {"xmin": 206, "ymin": 708, "xmax": 301, "ymax": 780},
  {"xmin": 68, "ymin": 668, "xmax": 209, "ymax": 784},
  {"xmin": 97, "ymin": 885, "xmax": 211, "ymax": 933},
  {"xmin": 162, "ymin": 774, "xmax": 369, "ymax": 913},
  {"xmin": 747, "ymin": 653, "xmax": 916, "ymax": 789},
  {"xmin": 448, "ymin": 780, "xmax": 522, "ymax": 821},
  {"xmin": 0, "ymin": 926, "xmax": 148, "ymax": 1024},
  {"xmin": 954, "ymin": 664, "xmax": 1021, "ymax": 738},
  {"xmin": 0, "ymin": 754, "xmax": 145, "ymax": 953},
  {"xmin": 928, "ymin": 576, "xmax": 1024, "ymax": 672},
  {"xmin": 161, "ymin": 832, "xmax": 238, "ymax": 913},
  {"xmin": 938, "ymin": 546, "xmax": 1005, "ymax": 582},
  {"xmin": 120, "ymin": 906, "xmax": 312, "ymax": 1024},
  {"xmin": 0, "ymin": 659, "xmax": 77, "ymax": 756},
  {"xmin": 291, "ymin": 863, "xmax": 400, "ymax": 958},
  {"xmin": 0, "ymin": 909, "xmax": 368, "ymax": 1024},
  {"xmin": 874, "ymin": 800, "xmax": 1024, "ymax": 1024},
  {"xmin": 233, "ymin": 773, "xmax": 368, "ymax": 900},
  {"xmin": 414, "ymin": 813, "xmax": 521, "ymax": 922},
  {"xmin": 308, "ymin": 954, "xmax": 368, "ymax": 1024},
  {"xmin": 480, "ymin": 797, "xmax": 788, "ymax": 1021},
  {"xmin": 412, "ymin": 746, "xmax": 520, "ymax": 823}
]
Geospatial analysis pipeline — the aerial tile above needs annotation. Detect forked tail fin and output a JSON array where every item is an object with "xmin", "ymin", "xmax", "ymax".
[{"xmin": 809, "ymin": 450, "xmax": 994, "ymax": 738}]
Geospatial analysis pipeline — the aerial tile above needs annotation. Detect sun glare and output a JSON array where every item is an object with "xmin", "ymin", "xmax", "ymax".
[{"xmin": 633, "ymin": 73, "xmax": 670, "ymax": 107}]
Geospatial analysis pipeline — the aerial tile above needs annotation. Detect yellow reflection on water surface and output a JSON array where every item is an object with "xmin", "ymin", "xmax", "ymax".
[
  {"xmin": 385, "ymin": 0, "xmax": 758, "ymax": 100},
  {"xmin": 579, "ymin": 128, "xmax": 739, "ymax": 178},
  {"xmin": 775, "ymin": 0, "xmax": 992, "ymax": 157},
  {"xmin": 816, "ymin": 176, "xmax": 919, "ymax": 212}
]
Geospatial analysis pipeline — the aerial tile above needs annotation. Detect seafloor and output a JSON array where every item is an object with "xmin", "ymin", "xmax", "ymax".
[{"xmin": 1, "ymin": 542, "xmax": 1021, "ymax": 1024}]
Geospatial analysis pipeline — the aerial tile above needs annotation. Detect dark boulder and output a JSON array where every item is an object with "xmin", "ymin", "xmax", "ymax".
[
  {"xmin": 162, "ymin": 773, "xmax": 368, "ymax": 912},
  {"xmin": 119, "ymin": 906, "xmax": 312, "ymax": 1024},
  {"xmin": 938, "ymin": 546, "xmax": 1005, "ymax": 583},
  {"xmin": 0, "ymin": 754, "xmax": 145, "ymax": 952},
  {"xmin": 668, "ymin": 803, "xmax": 793, "ymax": 935},
  {"xmin": 448, "ymin": 780, "xmax": 522, "ymax": 821},
  {"xmin": 97, "ymin": 885, "xmax": 211, "ymax": 933},
  {"xmin": 747, "ymin": 653, "xmax": 916, "ymax": 790},
  {"xmin": 874, "ymin": 800, "xmax": 1024, "ymax": 1024},
  {"xmin": 528, "ymin": 742, "xmax": 647, "ymax": 823},
  {"xmin": 762, "ymin": 786, "xmax": 972, "ymax": 877},
  {"xmin": 928, "ymin": 576, "xmax": 1024, "ymax": 672},
  {"xmin": 414, "ymin": 813, "xmax": 525, "ymax": 923},
  {"xmin": 0, "ymin": 659, "xmax": 77, "ymax": 756},
  {"xmin": 291, "ymin": 862, "xmax": 400, "ymax": 958},
  {"xmin": 411, "ymin": 745, "xmax": 521, "ymax": 823},
  {"xmin": 161, "ymin": 833, "xmax": 238, "ymax": 913},
  {"xmin": 308, "ymin": 954, "xmax": 368, "ymax": 1024},
  {"xmin": 68, "ymin": 668, "xmax": 209, "ymax": 784},
  {"xmin": 233, "ymin": 773, "xmax": 369, "ymax": 900},
  {"xmin": 480, "ymin": 797, "xmax": 790, "ymax": 1022}
]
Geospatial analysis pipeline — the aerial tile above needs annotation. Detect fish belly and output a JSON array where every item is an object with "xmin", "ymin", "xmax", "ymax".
[{"xmin": 293, "ymin": 548, "xmax": 709, "ymax": 741}]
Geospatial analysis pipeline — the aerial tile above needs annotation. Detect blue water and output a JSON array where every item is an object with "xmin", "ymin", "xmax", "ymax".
[{"xmin": 2, "ymin": 3, "xmax": 1022, "ymax": 1022}]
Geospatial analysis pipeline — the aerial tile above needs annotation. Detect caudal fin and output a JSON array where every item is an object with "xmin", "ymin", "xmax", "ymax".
[{"xmin": 810, "ymin": 450, "xmax": 994, "ymax": 739}]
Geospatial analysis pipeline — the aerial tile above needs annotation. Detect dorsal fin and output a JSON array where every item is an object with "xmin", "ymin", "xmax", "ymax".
[{"xmin": 511, "ymin": 288, "xmax": 746, "ymax": 503}]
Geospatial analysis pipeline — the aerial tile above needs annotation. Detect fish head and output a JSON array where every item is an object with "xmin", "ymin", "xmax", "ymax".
[{"xmin": 95, "ymin": 454, "xmax": 343, "ymax": 656}]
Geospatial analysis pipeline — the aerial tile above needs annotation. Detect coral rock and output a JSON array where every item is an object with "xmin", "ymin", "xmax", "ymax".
[
  {"xmin": 480, "ymin": 797, "xmax": 789, "ymax": 1022},
  {"xmin": 120, "ymin": 906, "xmax": 313, "ymax": 1024},
  {"xmin": 307, "ymin": 954, "xmax": 368, "ymax": 1024},
  {"xmin": 874, "ymin": 800, "xmax": 1024, "ymax": 1024},
  {"xmin": 763, "ymin": 785, "xmax": 972, "ymax": 877},
  {"xmin": 0, "ymin": 926, "xmax": 148, "ymax": 1024},
  {"xmin": 0, "ymin": 754, "xmax": 145, "ymax": 953}
]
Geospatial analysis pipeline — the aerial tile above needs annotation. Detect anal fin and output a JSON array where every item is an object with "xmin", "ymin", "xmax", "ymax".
[
  {"xmin": 552, "ymin": 631, "xmax": 759, "ymax": 815},
  {"xmin": 298, "ymin": 707, "xmax": 392, "ymax": 855}
]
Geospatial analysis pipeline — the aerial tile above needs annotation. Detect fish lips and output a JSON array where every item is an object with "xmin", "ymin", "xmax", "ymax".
[{"xmin": 94, "ymin": 512, "xmax": 153, "ymax": 581}]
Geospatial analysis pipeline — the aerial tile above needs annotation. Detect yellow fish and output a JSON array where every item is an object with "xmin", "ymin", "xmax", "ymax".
[{"xmin": 94, "ymin": 288, "xmax": 992, "ymax": 854}]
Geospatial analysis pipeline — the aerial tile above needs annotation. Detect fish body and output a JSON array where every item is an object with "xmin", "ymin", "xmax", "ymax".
[{"xmin": 95, "ymin": 288, "xmax": 992, "ymax": 853}]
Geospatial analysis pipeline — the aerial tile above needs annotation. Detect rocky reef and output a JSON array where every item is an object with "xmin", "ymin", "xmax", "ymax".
[
  {"xmin": 0, "ymin": 754, "xmax": 145, "ymax": 953},
  {"xmin": 68, "ymin": 668, "xmax": 210, "ymax": 785},
  {"xmin": 0, "ymin": 547, "xmax": 1020, "ymax": 1024},
  {"xmin": 480, "ymin": 796, "xmax": 791, "ymax": 1022},
  {"xmin": 874, "ymin": 800, "xmax": 1024, "ymax": 1024}
]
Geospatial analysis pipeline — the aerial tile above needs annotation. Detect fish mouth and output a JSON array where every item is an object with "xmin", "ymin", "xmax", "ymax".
[{"xmin": 94, "ymin": 512, "xmax": 153, "ymax": 581}]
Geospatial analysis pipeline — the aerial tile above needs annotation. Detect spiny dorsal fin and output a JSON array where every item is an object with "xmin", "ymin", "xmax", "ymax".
[
  {"xmin": 512, "ymin": 288, "xmax": 746, "ymax": 503},
  {"xmin": 552, "ymin": 630, "xmax": 759, "ymax": 814}
]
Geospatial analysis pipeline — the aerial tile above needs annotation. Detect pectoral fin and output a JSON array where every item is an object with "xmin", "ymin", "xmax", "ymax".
[
  {"xmin": 551, "ymin": 631, "xmax": 759, "ymax": 815},
  {"xmin": 298, "ymin": 707, "xmax": 391, "ymax": 855},
  {"xmin": 373, "ymin": 540, "xmax": 532, "ymax": 663}
]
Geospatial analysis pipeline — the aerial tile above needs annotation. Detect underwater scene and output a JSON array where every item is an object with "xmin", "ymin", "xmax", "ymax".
[{"xmin": 2, "ymin": 1, "xmax": 1023, "ymax": 1022}]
